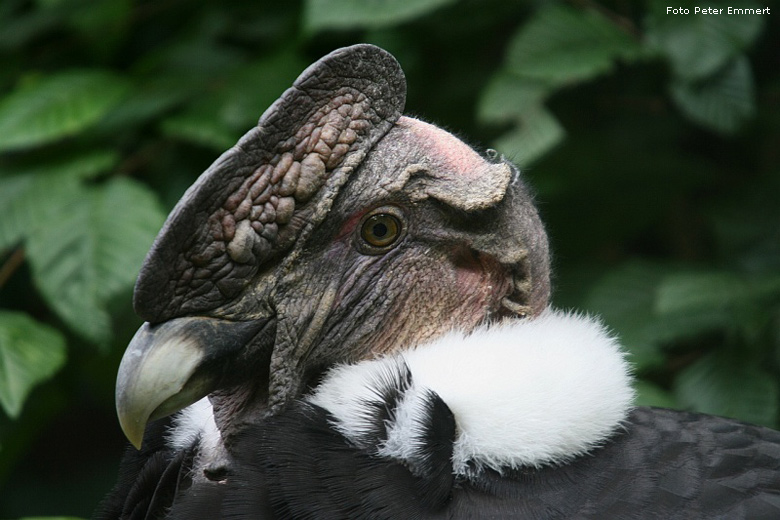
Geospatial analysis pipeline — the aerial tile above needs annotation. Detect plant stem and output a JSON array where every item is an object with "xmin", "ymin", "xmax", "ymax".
[{"xmin": 0, "ymin": 247, "xmax": 26, "ymax": 290}]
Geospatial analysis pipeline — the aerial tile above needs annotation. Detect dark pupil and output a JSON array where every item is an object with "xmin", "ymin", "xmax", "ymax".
[{"xmin": 373, "ymin": 222, "xmax": 388, "ymax": 238}]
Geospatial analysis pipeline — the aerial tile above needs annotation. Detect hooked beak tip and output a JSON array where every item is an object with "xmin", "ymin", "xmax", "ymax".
[
  {"xmin": 115, "ymin": 321, "xmax": 206, "ymax": 450},
  {"xmin": 117, "ymin": 408, "xmax": 146, "ymax": 450},
  {"xmin": 114, "ymin": 316, "xmax": 268, "ymax": 449}
]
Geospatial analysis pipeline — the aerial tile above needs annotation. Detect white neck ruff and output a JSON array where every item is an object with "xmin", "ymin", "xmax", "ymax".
[{"xmin": 308, "ymin": 308, "xmax": 635, "ymax": 475}]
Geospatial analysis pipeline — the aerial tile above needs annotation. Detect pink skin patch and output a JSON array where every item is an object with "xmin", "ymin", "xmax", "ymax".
[
  {"xmin": 450, "ymin": 246, "xmax": 512, "ymax": 320},
  {"xmin": 396, "ymin": 117, "xmax": 487, "ymax": 181},
  {"xmin": 335, "ymin": 210, "xmax": 365, "ymax": 242}
]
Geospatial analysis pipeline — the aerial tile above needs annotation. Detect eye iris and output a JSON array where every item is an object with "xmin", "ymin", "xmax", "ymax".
[{"xmin": 362, "ymin": 214, "xmax": 400, "ymax": 247}]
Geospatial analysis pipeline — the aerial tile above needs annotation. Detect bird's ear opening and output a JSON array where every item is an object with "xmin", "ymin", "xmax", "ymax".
[{"xmin": 134, "ymin": 44, "xmax": 407, "ymax": 322}]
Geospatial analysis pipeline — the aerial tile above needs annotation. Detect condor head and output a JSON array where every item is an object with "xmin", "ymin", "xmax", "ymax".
[{"xmin": 115, "ymin": 44, "xmax": 550, "ymax": 449}]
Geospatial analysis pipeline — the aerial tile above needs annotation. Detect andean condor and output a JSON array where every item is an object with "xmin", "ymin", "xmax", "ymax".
[{"xmin": 97, "ymin": 44, "xmax": 780, "ymax": 520}]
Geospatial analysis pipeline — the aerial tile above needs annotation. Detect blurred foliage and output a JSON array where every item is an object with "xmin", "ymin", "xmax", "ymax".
[{"xmin": 0, "ymin": 0, "xmax": 778, "ymax": 517}]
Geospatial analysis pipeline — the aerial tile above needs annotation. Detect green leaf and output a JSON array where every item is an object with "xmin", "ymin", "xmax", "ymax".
[
  {"xmin": 0, "ymin": 150, "xmax": 119, "ymax": 252},
  {"xmin": 0, "ymin": 175, "xmax": 37, "ymax": 252},
  {"xmin": 303, "ymin": 0, "xmax": 457, "ymax": 31},
  {"xmin": 0, "ymin": 70, "xmax": 129, "ymax": 152},
  {"xmin": 0, "ymin": 172, "xmax": 81, "ymax": 253},
  {"xmin": 584, "ymin": 262, "xmax": 669, "ymax": 370},
  {"xmin": 0, "ymin": 7, "xmax": 60, "ymax": 50},
  {"xmin": 505, "ymin": 4, "xmax": 640, "ymax": 86},
  {"xmin": 89, "ymin": 178, "xmax": 166, "ymax": 300},
  {"xmin": 633, "ymin": 380, "xmax": 678, "ymax": 409},
  {"xmin": 160, "ymin": 51, "xmax": 305, "ymax": 150},
  {"xmin": 491, "ymin": 105, "xmax": 564, "ymax": 165},
  {"xmin": 478, "ymin": 72, "xmax": 550, "ymax": 123},
  {"xmin": 478, "ymin": 72, "xmax": 563, "ymax": 164},
  {"xmin": 161, "ymin": 110, "xmax": 239, "ymax": 150},
  {"xmin": 2, "ymin": 148, "xmax": 118, "ymax": 181},
  {"xmin": 656, "ymin": 271, "xmax": 747, "ymax": 316},
  {"xmin": 0, "ymin": 311, "xmax": 67, "ymax": 418},
  {"xmin": 138, "ymin": 39, "xmax": 246, "ymax": 86},
  {"xmin": 95, "ymin": 78, "xmax": 191, "ymax": 133},
  {"xmin": 645, "ymin": 0, "xmax": 764, "ymax": 81},
  {"xmin": 27, "ymin": 178, "xmax": 165, "ymax": 345},
  {"xmin": 218, "ymin": 51, "xmax": 307, "ymax": 130},
  {"xmin": 65, "ymin": 0, "xmax": 131, "ymax": 40},
  {"xmin": 674, "ymin": 351, "xmax": 779, "ymax": 427},
  {"xmin": 656, "ymin": 270, "xmax": 780, "ymax": 341},
  {"xmin": 587, "ymin": 263, "xmax": 780, "ymax": 367},
  {"xmin": 670, "ymin": 56, "xmax": 755, "ymax": 134}
]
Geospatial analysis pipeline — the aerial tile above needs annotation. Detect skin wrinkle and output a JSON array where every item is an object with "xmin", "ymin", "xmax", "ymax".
[
  {"xmin": 218, "ymin": 96, "xmax": 366, "ymax": 272},
  {"xmin": 318, "ymin": 266, "xmax": 413, "ymax": 363},
  {"xmin": 290, "ymin": 244, "xmax": 391, "ymax": 367},
  {"xmin": 135, "ymin": 46, "xmax": 405, "ymax": 321},
  {"xmin": 324, "ymin": 240, "xmax": 383, "ymax": 310},
  {"xmin": 307, "ymin": 235, "xmax": 511, "ymax": 369},
  {"xmin": 296, "ymin": 282, "xmax": 340, "ymax": 368},
  {"xmin": 125, "ymin": 47, "xmax": 550, "ymax": 453}
]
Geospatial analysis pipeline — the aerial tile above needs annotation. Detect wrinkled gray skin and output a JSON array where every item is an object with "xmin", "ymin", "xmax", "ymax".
[{"xmin": 116, "ymin": 44, "xmax": 550, "ymax": 452}]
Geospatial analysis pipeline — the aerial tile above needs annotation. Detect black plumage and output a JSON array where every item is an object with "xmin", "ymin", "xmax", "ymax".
[
  {"xmin": 248, "ymin": 406, "xmax": 780, "ymax": 519},
  {"xmin": 97, "ymin": 44, "xmax": 780, "ymax": 520},
  {"xmin": 100, "ymin": 398, "xmax": 780, "ymax": 519}
]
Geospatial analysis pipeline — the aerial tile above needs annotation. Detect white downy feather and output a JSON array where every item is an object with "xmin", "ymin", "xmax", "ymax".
[{"xmin": 308, "ymin": 308, "xmax": 635, "ymax": 475}]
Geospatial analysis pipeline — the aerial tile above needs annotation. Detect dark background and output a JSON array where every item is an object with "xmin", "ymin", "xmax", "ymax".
[{"xmin": 0, "ymin": 1, "xmax": 778, "ymax": 518}]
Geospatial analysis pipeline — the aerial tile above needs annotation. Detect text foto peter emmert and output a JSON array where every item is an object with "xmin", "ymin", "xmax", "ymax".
[{"xmin": 666, "ymin": 6, "xmax": 771, "ymax": 15}]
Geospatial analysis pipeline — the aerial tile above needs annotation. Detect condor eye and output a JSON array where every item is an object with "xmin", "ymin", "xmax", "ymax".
[
  {"xmin": 357, "ymin": 206, "xmax": 405, "ymax": 254},
  {"xmin": 362, "ymin": 214, "xmax": 400, "ymax": 247}
]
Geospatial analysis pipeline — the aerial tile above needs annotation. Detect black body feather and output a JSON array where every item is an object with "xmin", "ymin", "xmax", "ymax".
[{"xmin": 97, "ymin": 403, "xmax": 780, "ymax": 520}]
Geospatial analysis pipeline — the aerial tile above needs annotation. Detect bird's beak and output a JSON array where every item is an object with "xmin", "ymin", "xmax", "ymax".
[{"xmin": 115, "ymin": 316, "xmax": 268, "ymax": 449}]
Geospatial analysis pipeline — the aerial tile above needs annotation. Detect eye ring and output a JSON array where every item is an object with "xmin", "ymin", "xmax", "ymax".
[{"xmin": 356, "ymin": 206, "xmax": 406, "ymax": 254}]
